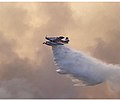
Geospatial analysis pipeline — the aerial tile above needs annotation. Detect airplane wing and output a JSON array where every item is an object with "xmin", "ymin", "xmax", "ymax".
[
  {"xmin": 45, "ymin": 36, "xmax": 57, "ymax": 41},
  {"xmin": 45, "ymin": 36, "xmax": 65, "ymax": 42},
  {"xmin": 43, "ymin": 41, "xmax": 64, "ymax": 46}
]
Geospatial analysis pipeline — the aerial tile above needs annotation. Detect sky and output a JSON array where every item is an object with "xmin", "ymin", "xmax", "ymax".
[{"xmin": 0, "ymin": 2, "xmax": 120, "ymax": 98}]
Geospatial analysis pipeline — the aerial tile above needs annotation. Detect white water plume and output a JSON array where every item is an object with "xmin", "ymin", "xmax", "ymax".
[{"xmin": 51, "ymin": 44, "xmax": 120, "ymax": 92}]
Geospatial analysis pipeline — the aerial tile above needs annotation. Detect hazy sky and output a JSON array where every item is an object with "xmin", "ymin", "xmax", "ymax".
[{"xmin": 0, "ymin": 2, "xmax": 120, "ymax": 98}]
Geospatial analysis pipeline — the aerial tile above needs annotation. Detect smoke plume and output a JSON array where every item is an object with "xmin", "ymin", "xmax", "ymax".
[{"xmin": 0, "ymin": 2, "xmax": 120, "ymax": 98}]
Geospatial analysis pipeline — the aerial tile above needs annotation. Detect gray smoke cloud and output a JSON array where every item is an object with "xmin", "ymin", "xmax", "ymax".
[
  {"xmin": 39, "ymin": 3, "xmax": 73, "ymax": 34},
  {"xmin": 90, "ymin": 33, "xmax": 120, "ymax": 64},
  {"xmin": 0, "ymin": 2, "xmax": 80, "ymax": 98},
  {"xmin": 0, "ymin": 2, "xmax": 120, "ymax": 98},
  {"xmin": 87, "ymin": 3, "xmax": 120, "ymax": 97}
]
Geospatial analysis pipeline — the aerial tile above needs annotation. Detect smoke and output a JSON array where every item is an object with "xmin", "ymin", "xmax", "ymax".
[
  {"xmin": 0, "ymin": 2, "xmax": 80, "ymax": 98},
  {"xmin": 38, "ymin": 3, "xmax": 74, "ymax": 34},
  {"xmin": 90, "ymin": 33, "xmax": 120, "ymax": 64},
  {"xmin": 84, "ymin": 3, "xmax": 120, "ymax": 97},
  {"xmin": 0, "ymin": 2, "xmax": 120, "ymax": 98}
]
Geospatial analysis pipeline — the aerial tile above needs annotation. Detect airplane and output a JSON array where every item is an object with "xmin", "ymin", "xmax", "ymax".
[
  {"xmin": 45, "ymin": 36, "xmax": 64, "ymax": 42},
  {"xmin": 45, "ymin": 36, "xmax": 69, "ymax": 44}
]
